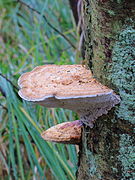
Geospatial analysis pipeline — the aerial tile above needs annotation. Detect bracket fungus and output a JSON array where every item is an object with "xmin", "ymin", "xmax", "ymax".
[
  {"xmin": 18, "ymin": 64, "xmax": 120, "ymax": 128},
  {"xmin": 41, "ymin": 120, "xmax": 82, "ymax": 144}
]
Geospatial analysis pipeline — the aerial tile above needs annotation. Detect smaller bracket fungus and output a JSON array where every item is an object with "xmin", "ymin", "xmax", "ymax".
[
  {"xmin": 18, "ymin": 65, "xmax": 120, "ymax": 127},
  {"xmin": 41, "ymin": 120, "xmax": 82, "ymax": 144}
]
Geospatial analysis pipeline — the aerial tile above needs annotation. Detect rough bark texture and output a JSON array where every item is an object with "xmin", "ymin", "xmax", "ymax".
[{"xmin": 77, "ymin": 0, "xmax": 135, "ymax": 179}]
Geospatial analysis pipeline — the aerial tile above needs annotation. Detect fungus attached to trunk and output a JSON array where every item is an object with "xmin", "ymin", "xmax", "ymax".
[
  {"xmin": 41, "ymin": 120, "xmax": 82, "ymax": 144},
  {"xmin": 18, "ymin": 64, "xmax": 120, "ymax": 127}
]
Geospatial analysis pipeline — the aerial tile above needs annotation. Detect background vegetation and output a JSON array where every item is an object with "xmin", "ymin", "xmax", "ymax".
[{"xmin": 0, "ymin": 0, "xmax": 80, "ymax": 179}]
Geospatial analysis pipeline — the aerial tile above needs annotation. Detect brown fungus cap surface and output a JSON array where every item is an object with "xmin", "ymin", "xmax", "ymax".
[
  {"xmin": 18, "ymin": 64, "xmax": 112, "ymax": 100},
  {"xmin": 18, "ymin": 65, "xmax": 120, "ymax": 126},
  {"xmin": 41, "ymin": 120, "xmax": 82, "ymax": 144}
]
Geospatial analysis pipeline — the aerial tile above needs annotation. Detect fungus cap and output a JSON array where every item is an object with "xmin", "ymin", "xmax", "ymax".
[
  {"xmin": 18, "ymin": 65, "xmax": 120, "ymax": 126},
  {"xmin": 18, "ymin": 64, "xmax": 114, "ymax": 101},
  {"xmin": 41, "ymin": 120, "xmax": 82, "ymax": 144}
]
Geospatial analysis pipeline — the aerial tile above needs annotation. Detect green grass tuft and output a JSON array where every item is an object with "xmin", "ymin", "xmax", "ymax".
[{"xmin": 0, "ymin": 0, "xmax": 79, "ymax": 179}]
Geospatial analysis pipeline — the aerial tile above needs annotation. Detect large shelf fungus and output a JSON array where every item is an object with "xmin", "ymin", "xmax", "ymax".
[{"xmin": 18, "ymin": 64, "xmax": 120, "ymax": 128}]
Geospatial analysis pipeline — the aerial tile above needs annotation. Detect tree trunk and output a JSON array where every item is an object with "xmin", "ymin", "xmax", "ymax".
[{"xmin": 77, "ymin": 0, "xmax": 135, "ymax": 179}]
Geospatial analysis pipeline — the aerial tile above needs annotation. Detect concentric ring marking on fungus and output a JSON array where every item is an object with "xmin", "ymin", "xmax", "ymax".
[{"xmin": 18, "ymin": 64, "xmax": 120, "ymax": 127}]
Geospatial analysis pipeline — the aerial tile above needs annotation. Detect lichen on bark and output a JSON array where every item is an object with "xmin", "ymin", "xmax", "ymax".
[
  {"xmin": 118, "ymin": 134, "xmax": 135, "ymax": 179},
  {"xmin": 108, "ymin": 24, "xmax": 135, "ymax": 179},
  {"xmin": 109, "ymin": 25, "xmax": 135, "ymax": 124}
]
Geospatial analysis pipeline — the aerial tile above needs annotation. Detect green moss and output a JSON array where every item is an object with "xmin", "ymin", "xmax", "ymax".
[
  {"xmin": 116, "ymin": 0, "xmax": 124, "ymax": 3},
  {"xmin": 109, "ymin": 25, "xmax": 135, "ymax": 124},
  {"xmin": 86, "ymin": 150, "xmax": 102, "ymax": 179},
  {"xmin": 86, "ymin": 150, "xmax": 97, "ymax": 176},
  {"xmin": 107, "ymin": 10, "xmax": 115, "ymax": 16},
  {"xmin": 118, "ymin": 134, "xmax": 135, "ymax": 179}
]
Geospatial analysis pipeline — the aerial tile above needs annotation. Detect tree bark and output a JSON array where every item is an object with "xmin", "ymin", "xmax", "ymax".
[{"xmin": 77, "ymin": 0, "xmax": 135, "ymax": 179}]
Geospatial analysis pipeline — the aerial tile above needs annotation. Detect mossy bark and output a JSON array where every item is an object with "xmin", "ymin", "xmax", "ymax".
[{"xmin": 77, "ymin": 0, "xmax": 135, "ymax": 179}]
